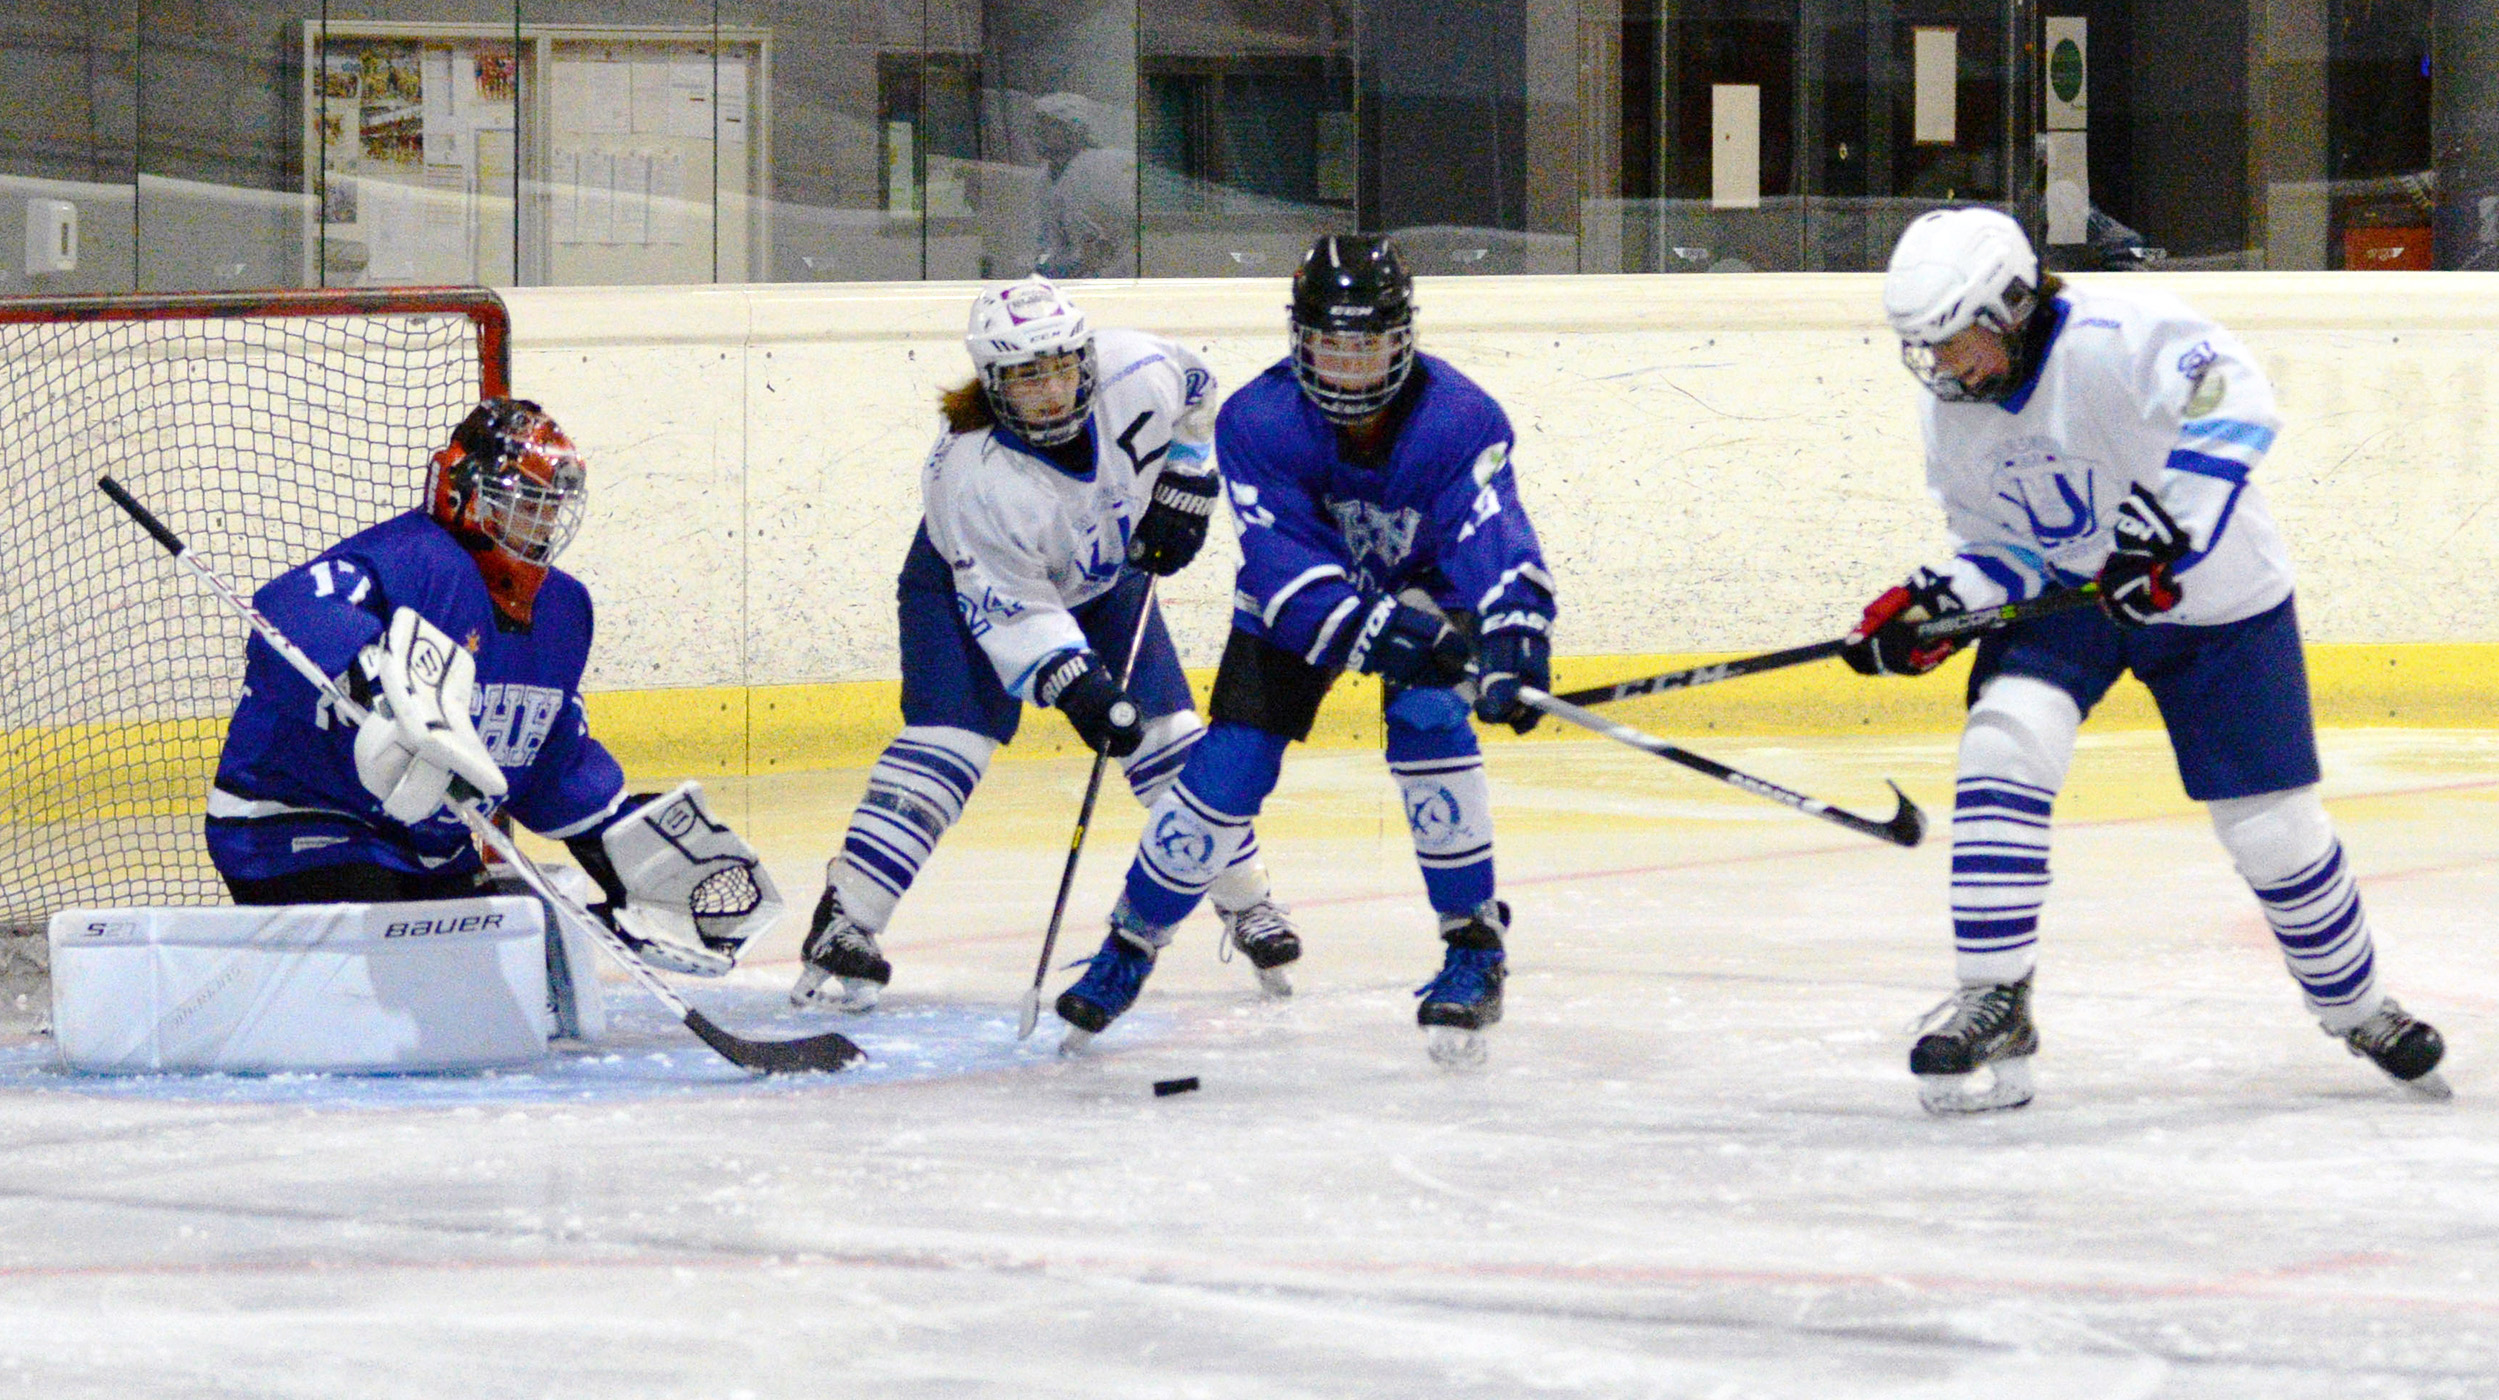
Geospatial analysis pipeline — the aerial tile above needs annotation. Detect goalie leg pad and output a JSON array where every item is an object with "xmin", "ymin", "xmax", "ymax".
[
  {"xmin": 49, "ymin": 899, "xmax": 552, "ymax": 1073},
  {"xmin": 600, "ymin": 781, "xmax": 785, "ymax": 974}
]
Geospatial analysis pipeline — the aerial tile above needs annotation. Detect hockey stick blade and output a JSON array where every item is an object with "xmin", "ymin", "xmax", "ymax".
[
  {"xmin": 1518, "ymin": 687, "xmax": 1926, "ymax": 847},
  {"xmin": 1555, "ymin": 586, "xmax": 2102, "ymax": 708},
  {"xmin": 100, "ymin": 475, "xmax": 862, "ymax": 1077},
  {"xmin": 686, "ymin": 1009, "xmax": 864, "ymax": 1074}
]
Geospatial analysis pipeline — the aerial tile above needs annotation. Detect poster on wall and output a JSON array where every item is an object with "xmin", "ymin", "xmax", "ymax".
[
  {"xmin": 2045, "ymin": 18, "xmax": 2087, "ymax": 131},
  {"xmin": 303, "ymin": 23, "xmax": 766, "ymax": 288}
]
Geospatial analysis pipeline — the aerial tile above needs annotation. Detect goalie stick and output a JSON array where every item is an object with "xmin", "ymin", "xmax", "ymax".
[
  {"xmin": 1016, "ymin": 580, "xmax": 1160, "ymax": 1040},
  {"xmin": 1515, "ymin": 686, "xmax": 1928, "ymax": 847},
  {"xmin": 98, "ymin": 475, "xmax": 864, "ymax": 1076},
  {"xmin": 1555, "ymin": 585, "xmax": 2103, "ymax": 708}
]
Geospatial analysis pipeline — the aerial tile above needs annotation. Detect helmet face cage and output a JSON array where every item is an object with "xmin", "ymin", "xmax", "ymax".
[
  {"xmin": 980, "ymin": 343, "xmax": 1099, "ymax": 447},
  {"xmin": 1292, "ymin": 322, "xmax": 1415, "ymax": 423},
  {"xmin": 474, "ymin": 451, "xmax": 587, "ymax": 564},
  {"xmin": 1290, "ymin": 234, "xmax": 1416, "ymax": 424},
  {"xmin": 1898, "ymin": 280, "xmax": 2036, "ymax": 404}
]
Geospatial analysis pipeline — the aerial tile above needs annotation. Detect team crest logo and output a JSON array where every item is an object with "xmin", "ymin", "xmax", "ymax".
[
  {"xmin": 1147, "ymin": 810, "xmax": 1217, "ymax": 877},
  {"xmin": 1405, "ymin": 784, "xmax": 1467, "ymax": 845},
  {"xmin": 1325, "ymin": 498, "xmax": 1422, "ymax": 574},
  {"xmin": 1992, "ymin": 437, "xmax": 2102, "ymax": 551}
]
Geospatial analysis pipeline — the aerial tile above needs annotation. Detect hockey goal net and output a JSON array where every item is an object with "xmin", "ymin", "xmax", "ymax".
[{"xmin": 0, "ymin": 288, "xmax": 510, "ymax": 966}]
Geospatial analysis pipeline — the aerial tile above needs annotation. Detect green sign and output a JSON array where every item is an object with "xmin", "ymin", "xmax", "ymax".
[{"xmin": 2051, "ymin": 38, "xmax": 2085, "ymax": 104}]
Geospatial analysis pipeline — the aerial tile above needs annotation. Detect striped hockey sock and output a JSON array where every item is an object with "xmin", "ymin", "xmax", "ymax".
[
  {"xmin": 2248, "ymin": 839, "xmax": 2379, "ymax": 1027},
  {"xmin": 1950, "ymin": 775, "xmax": 2055, "ymax": 985},
  {"xmin": 1386, "ymin": 696, "xmax": 1494, "ymax": 916},
  {"xmin": 830, "ymin": 725, "xmax": 995, "ymax": 931}
]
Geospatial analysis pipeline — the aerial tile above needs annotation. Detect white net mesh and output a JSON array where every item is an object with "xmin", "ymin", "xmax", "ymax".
[{"xmin": 0, "ymin": 292, "xmax": 504, "ymax": 933}]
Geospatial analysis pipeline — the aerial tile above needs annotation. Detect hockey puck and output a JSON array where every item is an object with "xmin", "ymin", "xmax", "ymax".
[{"xmin": 1152, "ymin": 1076, "xmax": 1200, "ymax": 1097}]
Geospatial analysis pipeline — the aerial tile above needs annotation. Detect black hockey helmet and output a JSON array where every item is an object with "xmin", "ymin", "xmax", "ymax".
[{"xmin": 1289, "ymin": 234, "xmax": 1415, "ymax": 424}]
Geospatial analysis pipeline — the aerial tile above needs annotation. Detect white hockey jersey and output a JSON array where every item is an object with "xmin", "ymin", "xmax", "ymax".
[
  {"xmin": 921, "ymin": 327, "xmax": 1216, "ymax": 698},
  {"xmin": 1919, "ymin": 282, "xmax": 2293, "ymax": 627}
]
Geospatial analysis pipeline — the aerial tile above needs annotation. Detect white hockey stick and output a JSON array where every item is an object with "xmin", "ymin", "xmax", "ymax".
[
  {"xmin": 99, "ymin": 475, "xmax": 863, "ymax": 1075},
  {"xmin": 1016, "ymin": 578, "xmax": 1160, "ymax": 1040}
]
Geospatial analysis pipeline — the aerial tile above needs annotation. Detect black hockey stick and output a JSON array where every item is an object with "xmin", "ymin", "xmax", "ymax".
[
  {"xmin": 1515, "ymin": 685, "xmax": 1928, "ymax": 847},
  {"xmin": 1016, "ymin": 579, "xmax": 1160, "ymax": 1040},
  {"xmin": 98, "ymin": 475, "xmax": 864, "ymax": 1076},
  {"xmin": 1555, "ymin": 585, "xmax": 2103, "ymax": 708}
]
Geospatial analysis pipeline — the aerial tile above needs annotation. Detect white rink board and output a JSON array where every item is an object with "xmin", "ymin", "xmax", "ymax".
[{"xmin": 499, "ymin": 272, "xmax": 2499, "ymax": 694}]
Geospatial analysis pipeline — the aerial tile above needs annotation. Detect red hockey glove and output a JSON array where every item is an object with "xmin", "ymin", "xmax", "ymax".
[
  {"xmin": 2097, "ymin": 485, "xmax": 2189, "ymax": 628},
  {"xmin": 1842, "ymin": 569, "xmax": 1968, "ymax": 676}
]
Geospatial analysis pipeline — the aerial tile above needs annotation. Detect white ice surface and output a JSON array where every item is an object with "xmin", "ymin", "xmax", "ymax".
[{"xmin": 2, "ymin": 728, "xmax": 2495, "ymax": 1398}]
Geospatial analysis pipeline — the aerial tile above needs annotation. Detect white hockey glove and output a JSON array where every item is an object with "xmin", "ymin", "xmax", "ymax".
[
  {"xmin": 590, "ymin": 781, "xmax": 785, "ymax": 977},
  {"xmin": 351, "ymin": 607, "xmax": 507, "ymax": 825}
]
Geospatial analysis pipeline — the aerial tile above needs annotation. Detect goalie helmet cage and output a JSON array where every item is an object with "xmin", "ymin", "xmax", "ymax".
[{"xmin": 0, "ymin": 287, "xmax": 511, "ymax": 937}]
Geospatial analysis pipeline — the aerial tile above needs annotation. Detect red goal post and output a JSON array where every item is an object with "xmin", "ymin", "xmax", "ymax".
[{"xmin": 0, "ymin": 287, "xmax": 512, "ymax": 939}]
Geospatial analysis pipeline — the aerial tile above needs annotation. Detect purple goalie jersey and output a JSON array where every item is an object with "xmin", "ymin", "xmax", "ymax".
[{"xmin": 205, "ymin": 510, "xmax": 625, "ymax": 882}]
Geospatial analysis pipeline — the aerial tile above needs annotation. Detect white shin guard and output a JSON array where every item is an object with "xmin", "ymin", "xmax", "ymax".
[
  {"xmin": 832, "ymin": 725, "xmax": 997, "ymax": 932},
  {"xmin": 2209, "ymin": 786, "xmax": 2382, "ymax": 1028},
  {"xmin": 1950, "ymin": 676, "xmax": 2080, "ymax": 988}
]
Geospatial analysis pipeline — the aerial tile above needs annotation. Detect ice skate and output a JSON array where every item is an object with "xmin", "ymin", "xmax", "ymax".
[
  {"xmin": 1416, "ymin": 900, "xmax": 1507, "ymax": 1069},
  {"xmin": 1220, "ymin": 898, "xmax": 1301, "ymax": 998},
  {"xmin": 1910, "ymin": 975, "xmax": 2038, "ymax": 1114},
  {"xmin": 1055, "ymin": 922, "xmax": 1159, "ymax": 1054},
  {"xmin": 790, "ymin": 887, "xmax": 889, "ymax": 1012},
  {"xmin": 2333, "ymin": 997, "xmax": 2450, "ymax": 1101}
]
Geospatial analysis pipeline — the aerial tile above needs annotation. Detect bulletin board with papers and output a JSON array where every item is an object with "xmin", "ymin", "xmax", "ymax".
[{"xmin": 302, "ymin": 23, "xmax": 768, "ymax": 288}]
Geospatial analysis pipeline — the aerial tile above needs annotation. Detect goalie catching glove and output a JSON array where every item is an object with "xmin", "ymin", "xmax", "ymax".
[
  {"xmin": 566, "ymin": 781, "xmax": 785, "ymax": 977},
  {"xmin": 1843, "ymin": 568, "xmax": 1969, "ymax": 677},
  {"xmin": 350, "ymin": 607, "xmax": 507, "ymax": 824}
]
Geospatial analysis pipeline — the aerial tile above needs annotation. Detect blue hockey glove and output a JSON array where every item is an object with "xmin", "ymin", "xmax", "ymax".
[
  {"xmin": 1842, "ymin": 568, "xmax": 1968, "ymax": 676},
  {"xmin": 2097, "ymin": 485, "xmax": 2189, "ymax": 627},
  {"xmin": 1473, "ymin": 628, "xmax": 1551, "ymax": 734},
  {"xmin": 1342, "ymin": 594, "xmax": 1472, "ymax": 690},
  {"xmin": 1034, "ymin": 649, "xmax": 1143, "ymax": 757},
  {"xmin": 1126, "ymin": 465, "xmax": 1219, "ymax": 577}
]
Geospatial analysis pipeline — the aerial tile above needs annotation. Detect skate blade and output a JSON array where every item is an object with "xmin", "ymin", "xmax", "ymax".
[
  {"xmin": 1425, "ymin": 1025, "xmax": 1488, "ymax": 1070},
  {"xmin": 1252, "ymin": 965, "xmax": 1293, "ymax": 999},
  {"xmin": 788, "ymin": 966, "xmax": 832, "ymax": 1008},
  {"xmin": 2399, "ymin": 1070, "xmax": 2454, "ymax": 1102},
  {"xmin": 1058, "ymin": 1026, "xmax": 1099, "ymax": 1057},
  {"xmin": 1916, "ymin": 1057, "xmax": 2034, "ymax": 1115},
  {"xmin": 834, "ymin": 977, "xmax": 884, "ymax": 1014}
]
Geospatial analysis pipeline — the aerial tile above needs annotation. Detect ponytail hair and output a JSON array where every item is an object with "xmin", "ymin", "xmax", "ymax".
[{"xmin": 939, "ymin": 378, "xmax": 994, "ymax": 434}]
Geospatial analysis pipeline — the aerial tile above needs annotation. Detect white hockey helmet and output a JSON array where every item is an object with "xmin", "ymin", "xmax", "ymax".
[
  {"xmin": 1883, "ymin": 208, "xmax": 2043, "ymax": 401},
  {"xmin": 965, "ymin": 276, "xmax": 1098, "ymax": 447}
]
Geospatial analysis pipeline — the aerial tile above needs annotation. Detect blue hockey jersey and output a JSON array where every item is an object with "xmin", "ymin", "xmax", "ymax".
[
  {"xmin": 206, "ymin": 510, "xmax": 626, "ymax": 882},
  {"xmin": 1218, "ymin": 354, "xmax": 1554, "ymax": 664}
]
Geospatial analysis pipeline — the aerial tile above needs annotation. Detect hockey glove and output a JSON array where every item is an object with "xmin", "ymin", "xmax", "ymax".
[
  {"xmin": 1342, "ymin": 594, "xmax": 1473, "ymax": 690},
  {"xmin": 1034, "ymin": 648, "xmax": 1144, "ymax": 757},
  {"xmin": 351, "ymin": 606, "xmax": 507, "ymax": 824},
  {"xmin": 1473, "ymin": 628, "xmax": 1552, "ymax": 734},
  {"xmin": 1842, "ymin": 568, "xmax": 1969, "ymax": 677},
  {"xmin": 2097, "ymin": 484, "xmax": 2190, "ymax": 627},
  {"xmin": 1126, "ymin": 465, "xmax": 1219, "ymax": 576}
]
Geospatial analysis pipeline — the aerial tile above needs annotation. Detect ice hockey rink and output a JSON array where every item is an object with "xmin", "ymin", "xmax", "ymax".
[{"xmin": 0, "ymin": 722, "xmax": 2492, "ymax": 1399}]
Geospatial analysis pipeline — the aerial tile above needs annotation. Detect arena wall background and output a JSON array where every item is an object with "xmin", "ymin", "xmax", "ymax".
[{"xmin": 498, "ymin": 273, "xmax": 2499, "ymax": 778}]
